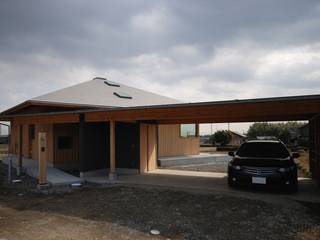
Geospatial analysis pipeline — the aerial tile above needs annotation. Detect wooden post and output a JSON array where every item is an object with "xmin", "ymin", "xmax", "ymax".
[
  {"xmin": 79, "ymin": 113, "xmax": 85, "ymax": 176},
  {"xmin": 147, "ymin": 124, "xmax": 157, "ymax": 171},
  {"xmin": 17, "ymin": 124, "xmax": 23, "ymax": 176},
  {"xmin": 38, "ymin": 132, "xmax": 48, "ymax": 186},
  {"xmin": 108, "ymin": 120, "xmax": 117, "ymax": 180}
]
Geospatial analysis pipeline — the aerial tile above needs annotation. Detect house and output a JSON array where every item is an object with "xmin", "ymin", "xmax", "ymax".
[
  {"xmin": 1, "ymin": 77, "xmax": 320, "ymax": 184},
  {"xmin": 0, "ymin": 77, "xmax": 199, "ymax": 183},
  {"xmin": 228, "ymin": 131, "xmax": 246, "ymax": 146}
]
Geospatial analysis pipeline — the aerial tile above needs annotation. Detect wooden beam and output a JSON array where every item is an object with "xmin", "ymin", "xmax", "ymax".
[
  {"xmin": 38, "ymin": 132, "xmax": 47, "ymax": 185},
  {"xmin": 14, "ymin": 113, "xmax": 79, "ymax": 125},
  {"xmin": 108, "ymin": 120, "xmax": 117, "ymax": 180},
  {"xmin": 85, "ymin": 99, "xmax": 320, "ymax": 123}
]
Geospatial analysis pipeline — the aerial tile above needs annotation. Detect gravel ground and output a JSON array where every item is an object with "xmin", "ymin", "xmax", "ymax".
[{"xmin": 0, "ymin": 162, "xmax": 320, "ymax": 240}]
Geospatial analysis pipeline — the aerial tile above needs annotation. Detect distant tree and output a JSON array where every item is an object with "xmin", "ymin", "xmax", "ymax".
[
  {"xmin": 212, "ymin": 130, "xmax": 232, "ymax": 146},
  {"xmin": 247, "ymin": 122, "xmax": 304, "ymax": 144}
]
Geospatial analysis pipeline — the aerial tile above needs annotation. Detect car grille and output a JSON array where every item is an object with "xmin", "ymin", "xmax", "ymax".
[{"xmin": 242, "ymin": 166, "xmax": 278, "ymax": 176}]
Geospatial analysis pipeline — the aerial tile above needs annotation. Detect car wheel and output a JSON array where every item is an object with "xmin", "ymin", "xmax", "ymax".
[
  {"xmin": 287, "ymin": 181, "xmax": 298, "ymax": 193},
  {"xmin": 228, "ymin": 177, "xmax": 236, "ymax": 188}
]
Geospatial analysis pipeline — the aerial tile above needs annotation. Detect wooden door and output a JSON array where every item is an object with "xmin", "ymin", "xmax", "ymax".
[{"xmin": 115, "ymin": 122, "xmax": 140, "ymax": 169}]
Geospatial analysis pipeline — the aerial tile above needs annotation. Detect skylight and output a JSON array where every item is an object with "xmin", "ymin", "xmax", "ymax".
[
  {"xmin": 113, "ymin": 92, "xmax": 132, "ymax": 99},
  {"xmin": 104, "ymin": 80, "xmax": 120, "ymax": 87},
  {"xmin": 93, "ymin": 77, "xmax": 106, "ymax": 81},
  {"xmin": 93, "ymin": 77, "xmax": 120, "ymax": 87}
]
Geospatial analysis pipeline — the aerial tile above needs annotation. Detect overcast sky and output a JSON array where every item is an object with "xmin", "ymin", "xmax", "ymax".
[{"xmin": 0, "ymin": 0, "xmax": 319, "ymax": 133}]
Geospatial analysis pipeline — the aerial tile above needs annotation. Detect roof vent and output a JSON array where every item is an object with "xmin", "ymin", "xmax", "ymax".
[{"xmin": 113, "ymin": 92, "xmax": 132, "ymax": 99}]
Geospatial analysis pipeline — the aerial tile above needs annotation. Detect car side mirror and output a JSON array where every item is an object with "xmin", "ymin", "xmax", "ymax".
[
  {"xmin": 292, "ymin": 152, "xmax": 300, "ymax": 158},
  {"xmin": 228, "ymin": 151, "xmax": 235, "ymax": 157}
]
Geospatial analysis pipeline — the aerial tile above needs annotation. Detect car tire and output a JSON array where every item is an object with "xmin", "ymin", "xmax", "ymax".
[
  {"xmin": 287, "ymin": 181, "xmax": 298, "ymax": 193},
  {"xmin": 228, "ymin": 177, "xmax": 236, "ymax": 188}
]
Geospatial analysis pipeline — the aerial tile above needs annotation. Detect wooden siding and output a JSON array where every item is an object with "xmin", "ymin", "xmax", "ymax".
[
  {"xmin": 309, "ymin": 116, "xmax": 320, "ymax": 180},
  {"xmin": 158, "ymin": 124, "xmax": 200, "ymax": 157},
  {"xmin": 22, "ymin": 124, "xmax": 29, "ymax": 157},
  {"xmin": 53, "ymin": 123, "xmax": 79, "ymax": 171},
  {"xmin": 9, "ymin": 122, "xmax": 53, "ymax": 164},
  {"xmin": 10, "ymin": 121, "xmax": 19, "ymax": 155}
]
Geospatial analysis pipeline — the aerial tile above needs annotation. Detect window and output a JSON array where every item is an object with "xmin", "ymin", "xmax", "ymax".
[
  {"xmin": 58, "ymin": 137, "xmax": 73, "ymax": 149},
  {"xmin": 237, "ymin": 142, "xmax": 290, "ymax": 158},
  {"xmin": 180, "ymin": 124, "xmax": 197, "ymax": 138},
  {"xmin": 113, "ymin": 92, "xmax": 132, "ymax": 99},
  {"xmin": 29, "ymin": 125, "xmax": 35, "ymax": 140}
]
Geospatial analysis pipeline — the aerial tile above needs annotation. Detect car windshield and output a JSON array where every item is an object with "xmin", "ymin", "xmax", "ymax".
[{"xmin": 236, "ymin": 142, "xmax": 290, "ymax": 158}]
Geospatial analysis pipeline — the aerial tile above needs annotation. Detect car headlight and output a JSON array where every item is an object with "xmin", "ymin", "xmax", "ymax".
[
  {"xmin": 278, "ymin": 168, "xmax": 287, "ymax": 173},
  {"xmin": 230, "ymin": 165, "xmax": 241, "ymax": 170},
  {"xmin": 278, "ymin": 166, "xmax": 295, "ymax": 173}
]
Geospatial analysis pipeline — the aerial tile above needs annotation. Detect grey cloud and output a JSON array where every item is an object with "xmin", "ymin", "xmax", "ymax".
[{"xmin": 0, "ymin": 0, "xmax": 320, "ymax": 112}]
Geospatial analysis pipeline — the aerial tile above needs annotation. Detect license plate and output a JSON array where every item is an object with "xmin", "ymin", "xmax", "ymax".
[{"xmin": 252, "ymin": 177, "xmax": 266, "ymax": 184}]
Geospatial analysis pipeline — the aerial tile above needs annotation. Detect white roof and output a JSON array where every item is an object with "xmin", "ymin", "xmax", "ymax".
[{"xmin": 32, "ymin": 78, "xmax": 180, "ymax": 108}]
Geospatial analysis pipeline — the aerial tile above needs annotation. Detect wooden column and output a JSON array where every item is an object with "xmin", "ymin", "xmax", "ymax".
[
  {"xmin": 108, "ymin": 120, "xmax": 117, "ymax": 180},
  {"xmin": 79, "ymin": 114, "xmax": 85, "ymax": 175},
  {"xmin": 38, "ymin": 132, "xmax": 47, "ymax": 185},
  {"xmin": 139, "ymin": 124, "xmax": 158, "ymax": 173},
  {"xmin": 147, "ymin": 124, "xmax": 157, "ymax": 171},
  {"xmin": 17, "ymin": 124, "xmax": 23, "ymax": 175}
]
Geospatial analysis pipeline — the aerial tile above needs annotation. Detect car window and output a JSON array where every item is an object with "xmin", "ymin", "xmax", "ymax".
[{"xmin": 236, "ymin": 142, "xmax": 290, "ymax": 158}]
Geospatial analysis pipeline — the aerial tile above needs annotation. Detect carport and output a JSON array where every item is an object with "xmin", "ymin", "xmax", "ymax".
[{"xmin": 83, "ymin": 94, "xmax": 320, "ymax": 182}]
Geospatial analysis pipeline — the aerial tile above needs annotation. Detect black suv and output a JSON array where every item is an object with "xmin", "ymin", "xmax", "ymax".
[{"xmin": 228, "ymin": 140, "xmax": 299, "ymax": 191}]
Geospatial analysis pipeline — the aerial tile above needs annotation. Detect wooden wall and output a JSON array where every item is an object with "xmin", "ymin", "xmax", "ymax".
[
  {"xmin": 309, "ymin": 116, "xmax": 320, "ymax": 180},
  {"xmin": 10, "ymin": 122, "xmax": 53, "ymax": 164},
  {"xmin": 158, "ymin": 124, "xmax": 200, "ymax": 157},
  {"xmin": 10, "ymin": 121, "xmax": 19, "ymax": 155}
]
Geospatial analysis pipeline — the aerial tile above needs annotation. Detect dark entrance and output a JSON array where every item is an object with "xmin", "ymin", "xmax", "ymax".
[
  {"xmin": 54, "ymin": 123, "xmax": 79, "ymax": 174},
  {"xmin": 82, "ymin": 122, "xmax": 109, "ymax": 172},
  {"xmin": 115, "ymin": 122, "xmax": 140, "ymax": 169}
]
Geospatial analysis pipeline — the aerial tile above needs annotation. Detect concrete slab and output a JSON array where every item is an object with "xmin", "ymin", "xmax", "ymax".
[
  {"xmin": 2, "ymin": 155, "xmax": 83, "ymax": 186},
  {"xmin": 158, "ymin": 153, "xmax": 231, "ymax": 167}
]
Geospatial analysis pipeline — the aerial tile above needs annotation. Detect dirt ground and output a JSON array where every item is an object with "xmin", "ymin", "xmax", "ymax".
[{"xmin": 1, "ymin": 163, "xmax": 320, "ymax": 240}]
